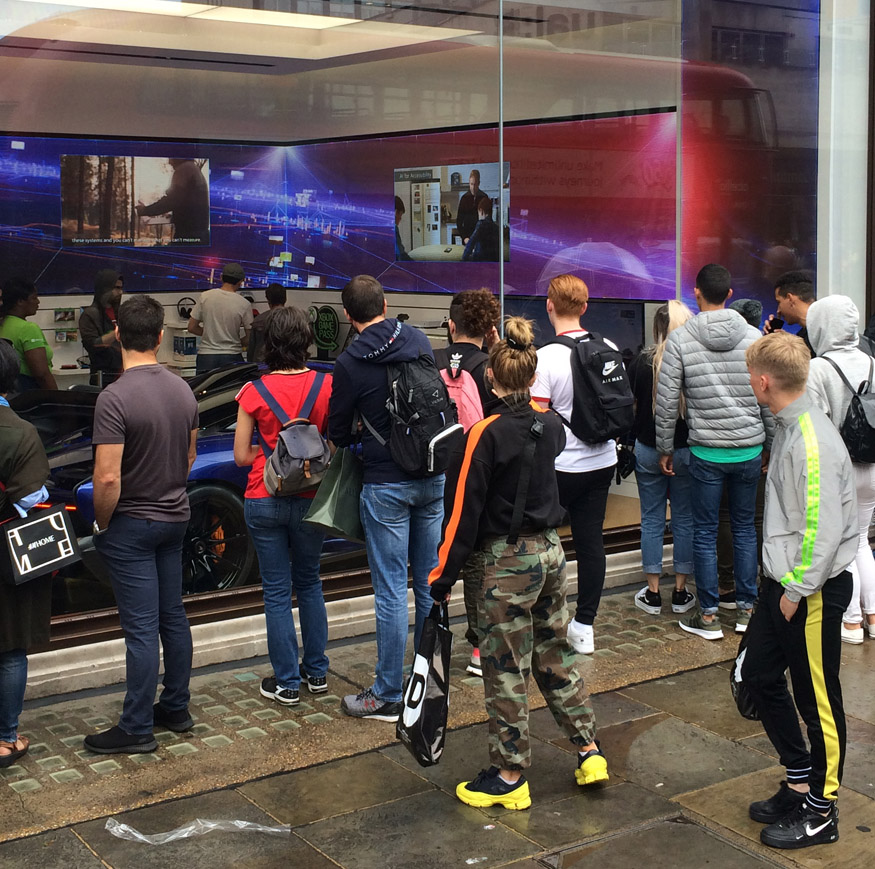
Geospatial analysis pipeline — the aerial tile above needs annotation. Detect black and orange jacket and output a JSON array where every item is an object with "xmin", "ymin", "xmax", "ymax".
[{"xmin": 429, "ymin": 400, "xmax": 566, "ymax": 590}]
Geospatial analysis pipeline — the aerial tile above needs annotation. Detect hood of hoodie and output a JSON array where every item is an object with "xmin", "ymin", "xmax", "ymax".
[
  {"xmin": 91, "ymin": 269, "xmax": 121, "ymax": 308},
  {"xmin": 687, "ymin": 308, "xmax": 751, "ymax": 352},
  {"xmin": 807, "ymin": 295, "xmax": 859, "ymax": 355},
  {"xmin": 352, "ymin": 318, "xmax": 423, "ymax": 364}
]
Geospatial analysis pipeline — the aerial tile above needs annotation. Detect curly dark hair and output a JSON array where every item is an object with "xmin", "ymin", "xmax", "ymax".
[
  {"xmin": 449, "ymin": 288, "xmax": 500, "ymax": 340},
  {"xmin": 263, "ymin": 306, "xmax": 313, "ymax": 371}
]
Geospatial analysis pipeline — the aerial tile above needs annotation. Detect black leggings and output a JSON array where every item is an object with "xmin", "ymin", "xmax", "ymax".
[{"xmin": 556, "ymin": 465, "xmax": 614, "ymax": 625}]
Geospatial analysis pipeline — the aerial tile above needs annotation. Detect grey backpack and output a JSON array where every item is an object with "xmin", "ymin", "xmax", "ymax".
[{"xmin": 254, "ymin": 373, "xmax": 331, "ymax": 496}]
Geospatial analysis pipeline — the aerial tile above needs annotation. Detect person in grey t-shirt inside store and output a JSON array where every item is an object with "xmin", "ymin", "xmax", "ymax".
[
  {"xmin": 84, "ymin": 295, "xmax": 200, "ymax": 755},
  {"xmin": 187, "ymin": 263, "xmax": 254, "ymax": 374}
]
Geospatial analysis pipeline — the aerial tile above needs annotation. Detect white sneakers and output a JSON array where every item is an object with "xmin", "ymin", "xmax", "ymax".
[
  {"xmin": 567, "ymin": 619, "xmax": 595, "ymax": 655},
  {"xmin": 841, "ymin": 625, "xmax": 864, "ymax": 645}
]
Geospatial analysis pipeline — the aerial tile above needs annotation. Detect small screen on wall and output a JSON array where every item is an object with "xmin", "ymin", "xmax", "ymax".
[{"xmin": 0, "ymin": 110, "xmax": 676, "ymax": 299}]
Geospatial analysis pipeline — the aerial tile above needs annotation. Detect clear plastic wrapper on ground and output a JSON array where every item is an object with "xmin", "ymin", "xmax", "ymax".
[{"xmin": 105, "ymin": 817, "xmax": 290, "ymax": 844}]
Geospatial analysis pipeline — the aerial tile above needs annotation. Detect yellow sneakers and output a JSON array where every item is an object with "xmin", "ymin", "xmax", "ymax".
[
  {"xmin": 456, "ymin": 767, "xmax": 532, "ymax": 810},
  {"xmin": 575, "ymin": 746, "xmax": 610, "ymax": 786}
]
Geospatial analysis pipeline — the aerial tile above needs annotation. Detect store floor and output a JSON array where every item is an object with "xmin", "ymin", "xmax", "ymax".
[{"xmin": 1, "ymin": 583, "xmax": 873, "ymax": 868}]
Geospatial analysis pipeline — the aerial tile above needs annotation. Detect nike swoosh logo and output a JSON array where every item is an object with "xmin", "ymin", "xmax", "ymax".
[
  {"xmin": 602, "ymin": 362, "xmax": 619, "ymax": 376},
  {"xmin": 805, "ymin": 819, "xmax": 832, "ymax": 836}
]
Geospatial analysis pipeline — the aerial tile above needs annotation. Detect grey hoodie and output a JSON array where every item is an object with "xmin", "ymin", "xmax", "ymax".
[
  {"xmin": 656, "ymin": 308, "xmax": 774, "ymax": 454},
  {"xmin": 806, "ymin": 295, "xmax": 874, "ymax": 435}
]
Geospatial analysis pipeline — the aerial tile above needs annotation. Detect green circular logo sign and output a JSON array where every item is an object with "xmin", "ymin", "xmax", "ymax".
[{"xmin": 312, "ymin": 305, "xmax": 340, "ymax": 352}]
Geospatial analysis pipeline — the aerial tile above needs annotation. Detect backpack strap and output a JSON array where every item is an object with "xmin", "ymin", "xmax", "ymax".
[
  {"xmin": 358, "ymin": 412, "xmax": 387, "ymax": 447},
  {"xmin": 253, "ymin": 371, "xmax": 325, "ymax": 457},
  {"xmin": 822, "ymin": 356, "xmax": 866, "ymax": 395},
  {"xmin": 507, "ymin": 413, "xmax": 544, "ymax": 545}
]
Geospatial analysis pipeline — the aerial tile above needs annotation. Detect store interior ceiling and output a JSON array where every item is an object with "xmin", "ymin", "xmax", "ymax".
[{"xmin": 0, "ymin": 0, "xmax": 680, "ymax": 141}]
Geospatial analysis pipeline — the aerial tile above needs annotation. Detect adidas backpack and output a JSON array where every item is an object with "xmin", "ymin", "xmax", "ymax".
[
  {"xmin": 362, "ymin": 354, "xmax": 464, "ymax": 477},
  {"xmin": 823, "ymin": 356, "xmax": 875, "ymax": 463},
  {"xmin": 253, "ymin": 373, "xmax": 332, "ymax": 496},
  {"xmin": 435, "ymin": 348, "xmax": 486, "ymax": 433},
  {"xmin": 543, "ymin": 332, "xmax": 634, "ymax": 444}
]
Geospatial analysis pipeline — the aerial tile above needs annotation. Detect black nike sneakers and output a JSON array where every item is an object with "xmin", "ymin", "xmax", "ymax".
[
  {"xmin": 760, "ymin": 801, "xmax": 838, "ymax": 850},
  {"xmin": 749, "ymin": 781, "xmax": 806, "ymax": 824}
]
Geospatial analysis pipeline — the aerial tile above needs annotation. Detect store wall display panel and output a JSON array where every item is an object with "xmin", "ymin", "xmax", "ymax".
[{"xmin": 0, "ymin": 109, "xmax": 676, "ymax": 301}]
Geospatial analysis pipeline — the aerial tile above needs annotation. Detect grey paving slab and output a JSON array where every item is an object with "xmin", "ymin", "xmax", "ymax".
[
  {"xmin": 529, "ymin": 690, "xmax": 658, "ymax": 747},
  {"xmin": 840, "ymin": 642, "xmax": 875, "ymax": 725},
  {"xmin": 545, "ymin": 820, "xmax": 774, "ymax": 868},
  {"xmin": 73, "ymin": 789, "xmax": 334, "ymax": 869},
  {"xmin": 619, "ymin": 666, "xmax": 766, "ymax": 739},
  {"xmin": 595, "ymin": 713, "xmax": 772, "ymax": 797},
  {"xmin": 675, "ymin": 765, "xmax": 875, "ymax": 869},
  {"xmin": 297, "ymin": 788, "xmax": 539, "ymax": 869},
  {"xmin": 380, "ymin": 722, "xmax": 599, "ymax": 809},
  {"xmin": 499, "ymin": 782, "xmax": 678, "ymax": 848},
  {"xmin": 239, "ymin": 750, "xmax": 434, "ymax": 826},
  {"xmin": 0, "ymin": 829, "xmax": 105, "ymax": 869}
]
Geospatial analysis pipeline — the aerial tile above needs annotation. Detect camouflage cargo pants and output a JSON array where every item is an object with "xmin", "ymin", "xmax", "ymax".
[
  {"xmin": 461, "ymin": 550, "xmax": 487, "ymax": 648},
  {"xmin": 478, "ymin": 529, "xmax": 596, "ymax": 770}
]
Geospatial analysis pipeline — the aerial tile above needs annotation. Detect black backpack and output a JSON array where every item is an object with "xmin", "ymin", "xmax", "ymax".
[
  {"xmin": 823, "ymin": 355, "xmax": 875, "ymax": 463},
  {"xmin": 362, "ymin": 354, "xmax": 464, "ymax": 477},
  {"xmin": 543, "ymin": 332, "xmax": 634, "ymax": 444}
]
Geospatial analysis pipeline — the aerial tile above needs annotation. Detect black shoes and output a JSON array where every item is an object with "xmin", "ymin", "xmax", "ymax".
[
  {"xmin": 759, "ymin": 801, "xmax": 839, "ymax": 849},
  {"xmin": 84, "ymin": 725, "xmax": 158, "ymax": 754},
  {"xmin": 301, "ymin": 671, "xmax": 328, "ymax": 694},
  {"xmin": 260, "ymin": 676, "xmax": 300, "ymax": 706},
  {"xmin": 153, "ymin": 702, "xmax": 194, "ymax": 732},
  {"xmin": 749, "ymin": 780, "xmax": 806, "ymax": 823}
]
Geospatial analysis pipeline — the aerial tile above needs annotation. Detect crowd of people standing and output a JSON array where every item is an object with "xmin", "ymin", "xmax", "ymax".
[{"xmin": 0, "ymin": 262, "xmax": 870, "ymax": 851}]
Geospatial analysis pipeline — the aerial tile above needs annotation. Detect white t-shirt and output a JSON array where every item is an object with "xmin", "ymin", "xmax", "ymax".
[
  {"xmin": 533, "ymin": 329, "xmax": 618, "ymax": 474},
  {"xmin": 193, "ymin": 288, "xmax": 254, "ymax": 355}
]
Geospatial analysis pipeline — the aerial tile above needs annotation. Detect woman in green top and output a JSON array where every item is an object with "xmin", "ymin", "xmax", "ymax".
[{"xmin": 0, "ymin": 279, "xmax": 57, "ymax": 393}]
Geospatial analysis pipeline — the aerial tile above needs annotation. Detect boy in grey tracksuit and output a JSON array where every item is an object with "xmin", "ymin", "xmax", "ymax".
[
  {"xmin": 742, "ymin": 331, "xmax": 856, "ymax": 851},
  {"xmin": 656, "ymin": 264, "xmax": 774, "ymax": 639}
]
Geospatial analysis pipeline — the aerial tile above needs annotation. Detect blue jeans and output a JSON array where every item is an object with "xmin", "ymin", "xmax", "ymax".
[
  {"xmin": 688, "ymin": 452, "xmax": 761, "ymax": 614},
  {"xmin": 635, "ymin": 443, "xmax": 694, "ymax": 576},
  {"xmin": 196, "ymin": 353, "xmax": 244, "ymax": 375},
  {"xmin": 360, "ymin": 476, "xmax": 445, "ymax": 703},
  {"xmin": 244, "ymin": 497, "xmax": 328, "ymax": 690},
  {"xmin": 95, "ymin": 515, "xmax": 192, "ymax": 734},
  {"xmin": 0, "ymin": 649, "xmax": 27, "ymax": 743}
]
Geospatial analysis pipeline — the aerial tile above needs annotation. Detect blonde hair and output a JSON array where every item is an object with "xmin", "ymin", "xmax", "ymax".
[
  {"xmin": 547, "ymin": 274, "xmax": 589, "ymax": 317},
  {"xmin": 651, "ymin": 299, "xmax": 694, "ymax": 414},
  {"xmin": 489, "ymin": 316, "xmax": 537, "ymax": 397},
  {"xmin": 745, "ymin": 331, "xmax": 810, "ymax": 392}
]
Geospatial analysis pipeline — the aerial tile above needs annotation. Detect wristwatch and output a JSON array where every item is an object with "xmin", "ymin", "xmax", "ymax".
[{"xmin": 92, "ymin": 520, "xmax": 107, "ymax": 536}]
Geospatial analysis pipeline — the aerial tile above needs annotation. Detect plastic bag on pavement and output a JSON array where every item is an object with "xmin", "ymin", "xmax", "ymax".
[
  {"xmin": 396, "ymin": 600, "xmax": 453, "ymax": 767},
  {"xmin": 105, "ymin": 817, "xmax": 290, "ymax": 845}
]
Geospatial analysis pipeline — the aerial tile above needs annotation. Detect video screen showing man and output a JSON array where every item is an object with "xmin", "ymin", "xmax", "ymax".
[
  {"xmin": 137, "ymin": 158, "xmax": 210, "ymax": 245},
  {"xmin": 456, "ymin": 170, "xmax": 491, "ymax": 245}
]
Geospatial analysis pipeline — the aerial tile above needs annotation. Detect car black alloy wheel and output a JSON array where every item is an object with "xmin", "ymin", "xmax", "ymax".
[{"xmin": 183, "ymin": 484, "xmax": 257, "ymax": 594}]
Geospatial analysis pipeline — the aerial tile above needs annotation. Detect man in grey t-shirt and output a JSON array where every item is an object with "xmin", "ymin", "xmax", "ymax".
[
  {"xmin": 84, "ymin": 295, "xmax": 199, "ymax": 755},
  {"xmin": 188, "ymin": 263, "xmax": 253, "ymax": 374}
]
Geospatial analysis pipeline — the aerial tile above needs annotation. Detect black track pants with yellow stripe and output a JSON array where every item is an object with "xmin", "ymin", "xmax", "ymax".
[{"xmin": 742, "ymin": 573, "xmax": 852, "ymax": 808}]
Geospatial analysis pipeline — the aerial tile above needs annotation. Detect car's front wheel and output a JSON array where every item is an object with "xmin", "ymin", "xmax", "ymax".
[{"xmin": 183, "ymin": 484, "xmax": 257, "ymax": 594}]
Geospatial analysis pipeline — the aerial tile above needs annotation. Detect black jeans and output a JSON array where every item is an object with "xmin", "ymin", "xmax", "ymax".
[
  {"xmin": 556, "ymin": 465, "xmax": 614, "ymax": 625},
  {"xmin": 742, "ymin": 573, "xmax": 852, "ymax": 807}
]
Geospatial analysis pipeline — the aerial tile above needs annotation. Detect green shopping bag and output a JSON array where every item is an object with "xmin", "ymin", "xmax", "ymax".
[{"xmin": 303, "ymin": 448, "xmax": 365, "ymax": 543}]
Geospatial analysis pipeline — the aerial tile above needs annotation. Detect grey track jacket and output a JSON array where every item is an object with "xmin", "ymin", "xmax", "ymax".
[
  {"xmin": 655, "ymin": 308, "xmax": 774, "ymax": 455},
  {"xmin": 763, "ymin": 393, "xmax": 857, "ymax": 602},
  {"xmin": 806, "ymin": 295, "xmax": 875, "ymax": 434}
]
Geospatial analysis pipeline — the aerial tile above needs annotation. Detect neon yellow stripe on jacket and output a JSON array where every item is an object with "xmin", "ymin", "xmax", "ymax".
[{"xmin": 781, "ymin": 411, "xmax": 820, "ymax": 588}]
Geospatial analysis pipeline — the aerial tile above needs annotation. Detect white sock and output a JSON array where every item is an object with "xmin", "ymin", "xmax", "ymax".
[{"xmin": 498, "ymin": 773, "xmax": 520, "ymax": 786}]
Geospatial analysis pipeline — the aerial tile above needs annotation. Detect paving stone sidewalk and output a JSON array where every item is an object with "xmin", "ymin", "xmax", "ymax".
[{"xmin": 1, "ymin": 583, "xmax": 872, "ymax": 868}]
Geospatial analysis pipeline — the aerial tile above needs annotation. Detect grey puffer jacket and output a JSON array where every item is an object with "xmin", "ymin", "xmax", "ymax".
[
  {"xmin": 656, "ymin": 309, "xmax": 774, "ymax": 454},
  {"xmin": 806, "ymin": 295, "xmax": 874, "ymax": 433}
]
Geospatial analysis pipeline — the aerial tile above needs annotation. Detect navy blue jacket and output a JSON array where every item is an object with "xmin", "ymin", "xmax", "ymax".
[{"xmin": 329, "ymin": 318, "xmax": 435, "ymax": 483}]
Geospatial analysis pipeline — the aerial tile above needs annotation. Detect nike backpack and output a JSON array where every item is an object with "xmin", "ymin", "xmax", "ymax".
[
  {"xmin": 823, "ymin": 356, "xmax": 875, "ymax": 463},
  {"xmin": 253, "ymin": 373, "xmax": 332, "ymax": 496},
  {"xmin": 362, "ymin": 354, "xmax": 464, "ymax": 477},
  {"xmin": 435, "ymin": 349, "xmax": 486, "ymax": 433},
  {"xmin": 543, "ymin": 332, "xmax": 634, "ymax": 444}
]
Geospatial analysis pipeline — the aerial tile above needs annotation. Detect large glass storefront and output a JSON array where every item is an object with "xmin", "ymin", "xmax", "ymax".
[{"xmin": 0, "ymin": 1, "xmax": 868, "ymax": 644}]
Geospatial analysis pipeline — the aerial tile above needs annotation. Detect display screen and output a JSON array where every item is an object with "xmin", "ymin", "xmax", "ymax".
[{"xmin": 0, "ymin": 109, "xmax": 676, "ymax": 300}]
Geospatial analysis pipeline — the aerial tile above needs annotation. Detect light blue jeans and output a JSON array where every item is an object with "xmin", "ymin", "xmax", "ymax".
[
  {"xmin": 689, "ymin": 452, "xmax": 761, "ymax": 614},
  {"xmin": 245, "ymin": 497, "xmax": 328, "ymax": 691},
  {"xmin": 360, "ymin": 476, "xmax": 445, "ymax": 703},
  {"xmin": 0, "ymin": 649, "xmax": 27, "ymax": 743},
  {"xmin": 634, "ymin": 443, "xmax": 694, "ymax": 577}
]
